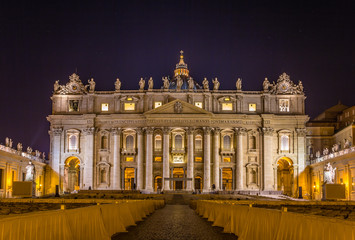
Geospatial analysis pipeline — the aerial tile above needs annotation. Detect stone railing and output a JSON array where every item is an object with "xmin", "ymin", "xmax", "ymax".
[
  {"xmin": 313, "ymin": 146, "xmax": 355, "ymax": 164},
  {"xmin": 0, "ymin": 144, "xmax": 46, "ymax": 163}
]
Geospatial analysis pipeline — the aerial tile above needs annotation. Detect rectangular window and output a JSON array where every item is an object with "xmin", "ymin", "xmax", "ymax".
[
  {"xmin": 154, "ymin": 157, "xmax": 162, "ymax": 162},
  {"xmin": 69, "ymin": 100, "xmax": 79, "ymax": 112},
  {"xmin": 352, "ymin": 177, "xmax": 355, "ymax": 191},
  {"xmin": 194, "ymin": 102, "xmax": 203, "ymax": 108},
  {"xmin": 249, "ymin": 103, "xmax": 256, "ymax": 112},
  {"xmin": 279, "ymin": 99, "xmax": 290, "ymax": 112},
  {"xmin": 124, "ymin": 103, "xmax": 135, "ymax": 111},
  {"xmin": 154, "ymin": 102, "xmax": 162, "ymax": 108},
  {"xmin": 280, "ymin": 135, "xmax": 290, "ymax": 151},
  {"xmin": 222, "ymin": 103, "xmax": 233, "ymax": 111},
  {"xmin": 223, "ymin": 157, "xmax": 231, "ymax": 162},
  {"xmin": 195, "ymin": 157, "xmax": 202, "ymax": 162},
  {"xmin": 126, "ymin": 157, "xmax": 134, "ymax": 162},
  {"xmin": 101, "ymin": 103, "xmax": 109, "ymax": 111}
]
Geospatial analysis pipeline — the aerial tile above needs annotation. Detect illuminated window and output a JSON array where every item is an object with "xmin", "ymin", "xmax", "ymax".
[
  {"xmin": 352, "ymin": 177, "xmax": 355, "ymax": 191},
  {"xmin": 68, "ymin": 134, "xmax": 78, "ymax": 151},
  {"xmin": 154, "ymin": 102, "xmax": 162, "ymax": 108},
  {"xmin": 222, "ymin": 103, "xmax": 233, "ymax": 111},
  {"xmin": 126, "ymin": 135, "xmax": 134, "ymax": 150},
  {"xmin": 195, "ymin": 102, "xmax": 203, "ymax": 108},
  {"xmin": 195, "ymin": 157, "xmax": 202, "ymax": 162},
  {"xmin": 173, "ymin": 156, "xmax": 183, "ymax": 163},
  {"xmin": 155, "ymin": 135, "xmax": 162, "ymax": 150},
  {"xmin": 127, "ymin": 97, "xmax": 133, "ymax": 101},
  {"xmin": 223, "ymin": 157, "xmax": 231, "ymax": 162},
  {"xmin": 124, "ymin": 103, "xmax": 135, "ymax": 111},
  {"xmin": 223, "ymin": 135, "xmax": 231, "ymax": 150},
  {"xmin": 175, "ymin": 135, "xmax": 183, "ymax": 149},
  {"xmin": 224, "ymin": 97, "xmax": 230, "ymax": 101},
  {"xmin": 279, "ymin": 99, "xmax": 290, "ymax": 112},
  {"xmin": 249, "ymin": 103, "xmax": 256, "ymax": 112},
  {"xmin": 280, "ymin": 135, "xmax": 289, "ymax": 151},
  {"xmin": 195, "ymin": 135, "xmax": 202, "ymax": 150},
  {"xmin": 126, "ymin": 157, "xmax": 134, "ymax": 162},
  {"xmin": 155, "ymin": 157, "xmax": 162, "ymax": 162},
  {"xmin": 101, "ymin": 103, "xmax": 109, "ymax": 111},
  {"xmin": 69, "ymin": 100, "xmax": 79, "ymax": 112}
]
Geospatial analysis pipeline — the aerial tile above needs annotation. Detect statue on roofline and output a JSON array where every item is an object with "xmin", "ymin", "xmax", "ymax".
[
  {"xmin": 162, "ymin": 77, "xmax": 169, "ymax": 89},
  {"xmin": 148, "ymin": 77, "xmax": 154, "ymax": 90},
  {"xmin": 202, "ymin": 78, "xmax": 209, "ymax": 90},
  {"xmin": 139, "ymin": 78, "xmax": 145, "ymax": 90},
  {"xmin": 188, "ymin": 77, "xmax": 194, "ymax": 90},
  {"xmin": 212, "ymin": 78, "xmax": 220, "ymax": 90},
  {"xmin": 236, "ymin": 78, "xmax": 242, "ymax": 91},
  {"xmin": 87, "ymin": 78, "xmax": 95, "ymax": 93},
  {"xmin": 263, "ymin": 77, "xmax": 270, "ymax": 91},
  {"xmin": 115, "ymin": 78, "xmax": 121, "ymax": 91}
]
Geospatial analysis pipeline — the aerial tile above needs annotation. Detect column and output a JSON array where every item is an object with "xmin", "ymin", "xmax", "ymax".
[
  {"xmin": 83, "ymin": 127, "xmax": 95, "ymax": 190},
  {"xmin": 163, "ymin": 127, "xmax": 170, "ymax": 190},
  {"xmin": 235, "ymin": 127, "xmax": 246, "ymax": 191},
  {"xmin": 203, "ymin": 127, "xmax": 211, "ymax": 192},
  {"xmin": 50, "ymin": 127, "xmax": 62, "ymax": 184},
  {"xmin": 296, "ymin": 128, "xmax": 306, "ymax": 174},
  {"xmin": 187, "ymin": 127, "xmax": 194, "ymax": 191},
  {"xmin": 136, "ymin": 128, "xmax": 144, "ymax": 190},
  {"xmin": 145, "ymin": 127, "xmax": 154, "ymax": 192},
  {"xmin": 213, "ymin": 128, "xmax": 220, "ymax": 190},
  {"xmin": 112, "ymin": 128, "xmax": 121, "ymax": 190},
  {"xmin": 261, "ymin": 127, "xmax": 274, "ymax": 191}
]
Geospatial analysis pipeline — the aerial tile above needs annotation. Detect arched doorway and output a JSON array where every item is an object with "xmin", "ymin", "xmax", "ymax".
[
  {"xmin": 154, "ymin": 176, "xmax": 162, "ymax": 192},
  {"xmin": 64, "ymin": 157, "xmax": 80, "ymax": 192},
  {"xmin": 194, "ymin": 175, "xmax": 203, "ymax": 191},
  {"xmin": 277, "ymin": 157, "xmax": 293, "ymax": 196},
  {"xmin": 222, "ymin": 168, "xmax": 233, "ymax": 190}
]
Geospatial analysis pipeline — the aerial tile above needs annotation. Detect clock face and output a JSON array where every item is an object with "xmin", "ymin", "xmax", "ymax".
[
  {"xmin": 71, "ymin": 83, "xmax": 80, "ymax": 92},
  {"xmin": 278, "ymin": 82, "xmax": 289, "ymax": 92}
]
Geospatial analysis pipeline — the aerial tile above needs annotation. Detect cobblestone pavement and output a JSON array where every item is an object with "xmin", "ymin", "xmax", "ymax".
[{"xmin": 112, "ymin": 204, "xmax": 238, "ymax": 240}]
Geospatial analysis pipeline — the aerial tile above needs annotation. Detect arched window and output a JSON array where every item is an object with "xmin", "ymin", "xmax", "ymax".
[
  {"xmin": 223, "ymin": 135, "xmax": 231, "ymax": 150},
  {"xmin": 175, "ymin": 134, "xmax": 183, "ymax": 149},
  {"xmin": 195, "ymin": 135, "xmax": 202, "ymax": 150},
  {"xmin": 155, "ymin": 135, "xmax": 162, "ymax": 150},
  {"xmin": 280, "ymin": 135, "xmax": 289, "ymax": 151},
  {"xmin": 126, "ymin": 135, "xmax": 134, "ymax": 150},
  {"xmin": 68, "ymin": 135, "xmax": 78, "ymax": 151},
  {"xmin": 249, "ymin": 136, "xmax": 256, "ymax": 149},
  {"xmin": 100, "ymin": 169, "xmax": 107, "ymax": 183},
  {"xmin": 101, "ymin": 136, "xmax": 108, "ymax": 149}
]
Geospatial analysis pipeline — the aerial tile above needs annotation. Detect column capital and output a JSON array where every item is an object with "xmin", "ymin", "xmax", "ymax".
[
  {"xmin": 163, "ymin": 127, "xmax": 170, "ymax": 135},
  {"xmin": 83, "ymin": 127, "xmax": 95, "ymax": 135},
  {"xmin": 187, "ymin": 127, "xmax": 195, "ymax": 135},
  {"xmin": 296, "ymin": 128, "xmax": 307, "ymax": 137},
  {"xmin": 51, "ymin": 127, "xmax": 63, "ymax": 136},
  {"xmin": 145, "ymin": 127, "xmax": 154, "ymax": 135},
  {"xmin": 111, "ymin": 127, "xmax": 122, "ymax": 135},
  {"xmin": 136, "ymin": 128, "xmax": 144, "ymax": 135},
  {"xmin": 235, "ymin": 127, "xmax": 247, "ymax": 135},
  {"xmin": 213, "ymin": 128, "xmax": 221, "ymax": 135},
  {"xmin": 203, "ymin": 127, "xmax": 212, "ymax": 135},
  {"xmin": 259, "ymin": 127, "xmax": 274, "ymax": 136}
]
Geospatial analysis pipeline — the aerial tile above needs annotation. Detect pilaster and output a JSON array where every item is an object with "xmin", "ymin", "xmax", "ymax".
[
  {"xmin": 187, "ymin": 127, "xmax": 194, "ymax": 191},
  {"xmin": 83, "ymin": 127, "xmax": 95, "ymax": 190},
  {"xmin": 213, "ymin": 128, "xmax": 220, "ymax": 190},
  {"xmin": 136, "ymin": 128, "xmax": 144, "ymax": 190},
  {"xmin": 145, "ymin": 127, "xmax": 154, "ymax": 192},
  {"xmin": 112, "ymin": 128, "xmax": 121, "ymax": 190},
  {"xmin": 203, "ymin": 127, "xmax": 211, "ymax": 192},
  {"xmin": 235, "ymin": 127, "xmax": 246, "ymax": 190},
  {"xmin": 162, "ymin": 127, "xmax": 170, "ymax": 190}
]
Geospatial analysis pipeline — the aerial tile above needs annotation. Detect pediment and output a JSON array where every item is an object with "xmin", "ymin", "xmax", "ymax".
[{"xmin": 144, "ymin": 99, "xmax": 213, "ymax": 116}]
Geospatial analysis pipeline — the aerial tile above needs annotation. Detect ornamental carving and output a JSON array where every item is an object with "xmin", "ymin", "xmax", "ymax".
[
  {"xmin": 163, "ymin": 127, "xmax": 170, "ymax": 135},
  {"xmin": 174, "ymin": 101, "xmax": 183, "ymax": 113},
  {"xmin": 111, "ymin": 128, "xmax": 122, "ymax": 136},
  {"xmin": 235, "ymin": 127, "xmax": 247, "ymax": 135},
  {"xmin": 145, "ymin": 127, "xmax": 154, "ymax": 135},
  {"xmin": 214, "ymin": 128, "xmax": 221, "ymax": 135},
  {"xmin": 52, "ymin": 127, "xmax": 63, "ymax": 136},
  {"xmin": 83, "ymin": 127, "xmax": 95, "ymax": 135},
  {"xmin": 54, "ymin": 73, "xmax": 88, "ymax": 95},
  {"xmin": 260, "ymin": 127, "xmax": 274, "ymax": 136},
  {"xmin": 296, "ymin": 128, "xmax": 307, "ymax": 137},
  {"xmin": 203, "ymin": 127, "xmax": 212, "ymax": 135},
  {"xmin": 268, "ymin": 72, "xmax": 304, "ymax": 95},
  {"xmin": 187, "ymin": 127, "xmax": 195, "ymax": 135}
]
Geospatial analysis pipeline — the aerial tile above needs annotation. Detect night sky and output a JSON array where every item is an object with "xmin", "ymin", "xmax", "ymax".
[{"xmin": 0, "ymin": 1, "xmax": 354, "ymax": 155}]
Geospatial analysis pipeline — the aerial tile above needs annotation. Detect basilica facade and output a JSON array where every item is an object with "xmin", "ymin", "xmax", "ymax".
[{"xmin": 48, "ymin": 52, "xmax": 308, "ymax": 196}]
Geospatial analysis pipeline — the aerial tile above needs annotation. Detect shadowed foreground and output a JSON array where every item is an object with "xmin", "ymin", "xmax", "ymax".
[{"xmin": 112, "ymin": 204, "xmax": 238, "ymax": 240}]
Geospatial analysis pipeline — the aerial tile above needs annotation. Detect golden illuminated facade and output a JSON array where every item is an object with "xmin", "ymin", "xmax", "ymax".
[{"xmin": 48, "ymin": 52, "xmax": 308, "ymax": 196}]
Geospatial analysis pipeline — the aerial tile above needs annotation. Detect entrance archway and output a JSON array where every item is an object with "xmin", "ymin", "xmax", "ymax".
[
  {"xmin": 124, "ymin": 168, "xmax": 135, "ymax": 190},
  {"xmin": 173, "ymin": 168, "xmax": 184, "ymax": 190},
  {"xmin": 222, "ymin": 168, "xmax": 233, "ymax": 190},
  {"xmin": 154, "ymin": 176, "xmax": 162, "ymax": 192},
  {"xmin": 277, "ymin": 157, "xmax": 293, "ymax": 196},
  {"xmin": 194, "ymin": 175, "xmax": 203, "ymax": 191},
  {"xmin": 64, "ymin": 157, "xmax": 80, "ymax": 192}
]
